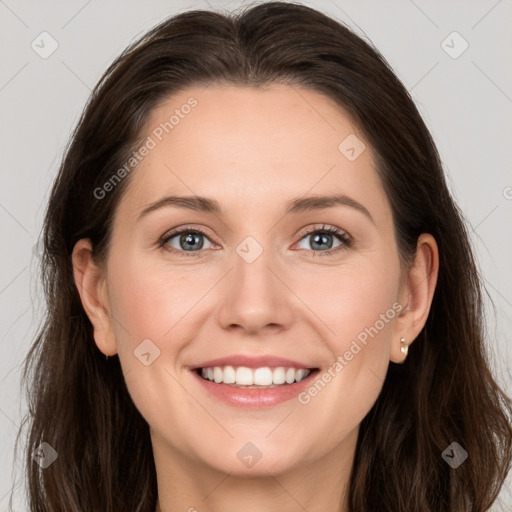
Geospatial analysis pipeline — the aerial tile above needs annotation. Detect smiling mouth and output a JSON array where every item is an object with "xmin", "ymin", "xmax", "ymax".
[{"xmin": 195, "ymin": 366, "xmax": 319, "ymax": 388}]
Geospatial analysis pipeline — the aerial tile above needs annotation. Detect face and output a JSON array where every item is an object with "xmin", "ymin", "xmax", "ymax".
[{"xmin": 85, "ymin": 84, "xmax": 411, "ymax": 477}]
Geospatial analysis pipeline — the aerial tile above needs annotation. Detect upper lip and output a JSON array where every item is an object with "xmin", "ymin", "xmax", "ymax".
[{"xmin": 189, "ymin": 355, "xmax": 317, "ymax": 370}]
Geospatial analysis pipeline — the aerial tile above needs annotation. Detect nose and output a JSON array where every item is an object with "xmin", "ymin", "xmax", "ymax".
[{"xmin": 216, "ymin": 241, "xmax": 295, "ymax": 336}]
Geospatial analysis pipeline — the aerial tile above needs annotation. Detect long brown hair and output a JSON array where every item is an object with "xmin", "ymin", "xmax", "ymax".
[{"xmin": 12, "ymin": 2, "xmax": 511, "ymax": 510}]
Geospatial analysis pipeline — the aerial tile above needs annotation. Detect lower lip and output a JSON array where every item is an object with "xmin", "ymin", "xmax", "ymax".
[{"xmin": 191, "ymin": 369, "xmax": 319, "ymax": 409}]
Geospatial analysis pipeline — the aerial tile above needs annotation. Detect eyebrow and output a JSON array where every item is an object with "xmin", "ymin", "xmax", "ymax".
[{"xmin": 137, "ymin": 193, "xmax": 375, "ymax": 224}]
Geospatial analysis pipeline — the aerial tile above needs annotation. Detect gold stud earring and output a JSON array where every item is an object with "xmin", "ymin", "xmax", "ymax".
[{"xmin": 400, "ymin": 337, "xmax": 408, "ymax": 359}]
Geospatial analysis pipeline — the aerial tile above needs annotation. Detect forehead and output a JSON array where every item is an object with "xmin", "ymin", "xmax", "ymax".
[{"xmin": 120, "ymin": 83, "xmax": 389, "ymax": 221}]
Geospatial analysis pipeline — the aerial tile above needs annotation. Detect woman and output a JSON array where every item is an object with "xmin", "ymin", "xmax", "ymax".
[{"xmin": 15, "ymin": 2, "xmax": 511, "ymax": 511}]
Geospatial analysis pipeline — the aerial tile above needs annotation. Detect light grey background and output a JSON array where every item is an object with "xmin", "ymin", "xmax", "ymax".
[{"xmin": 1, "ymin": 0, "xmax": 511, "ymax": 510}]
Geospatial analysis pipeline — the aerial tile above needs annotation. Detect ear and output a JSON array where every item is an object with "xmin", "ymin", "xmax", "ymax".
[
  {"xmin": 71, "ymin": 239, "xmax": 117, "ymax": 357},
  {"xmin": 390, "ymin": 233, "xmax": 439, "ymax": 363}
]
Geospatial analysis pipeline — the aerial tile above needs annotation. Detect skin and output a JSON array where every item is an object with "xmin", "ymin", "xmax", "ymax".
[{"xmin": 72, "ymin": 84, "xmax": 438, "ymax": 512}]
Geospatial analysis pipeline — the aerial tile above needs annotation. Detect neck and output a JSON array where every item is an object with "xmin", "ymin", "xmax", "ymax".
[{"xmin": 152, "ymin": 427, "xmax": 358, "ymax": 512}]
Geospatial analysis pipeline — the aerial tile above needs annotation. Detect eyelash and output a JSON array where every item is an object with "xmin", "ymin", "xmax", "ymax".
[{"xmin": 158, "ymin": 224, "xmax": 353, "ymax": 258}]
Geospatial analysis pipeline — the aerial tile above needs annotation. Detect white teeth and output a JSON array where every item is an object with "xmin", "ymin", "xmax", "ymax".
[
  {"xmin": 223, "ymin": 365, "xmax": 236, "ymax": 384},
  {"xmin": 285, "ymin": 367, "xmax": 296, "ymax": 384},
  {"xmin": 254, "ymin": 367, "xmax": 273, "ymax": 386},
  {"xmin": 198, "ymin": 365, "xmax": 312, "ymax": 386},
  {"xmin": 213, "ymin": 367, "xmax": 223, "ymax": 383},
  {"xmin": 235, "ymin": 367, "xmax": 254, "ymax": 385},
  {"xmin": 295, "ymin": 369, "xmax": 308, "ymax": 382},
  {"xmin": 273, "ymin": 367, "xmax": 286, "ymax": 385}
]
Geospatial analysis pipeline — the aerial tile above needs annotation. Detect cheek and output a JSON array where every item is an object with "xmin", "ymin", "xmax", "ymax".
[
  {"xmin": 293, "ymin": 310, "xmax": 396, "ymax": 463},
  {"xmin": 291, "ymin": 256, "xmax": 400, "ymax": 350},
  {"xmin": 107, "ymin": 256, "xmax": 205, "ymax": 345},
  {"xmin": 291, "ymin": 259, "xmax": 399, "ymax": 415},
  {"xmin": 105, "ymin": 260, "xmax": 199, "ymax": 441}
]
